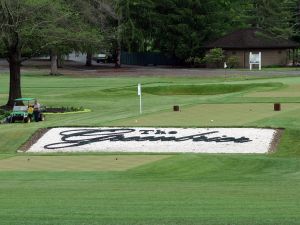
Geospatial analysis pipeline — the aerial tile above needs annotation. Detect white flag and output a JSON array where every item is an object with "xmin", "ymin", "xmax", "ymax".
[
  {"xmin": 138, "ymin": 83, "xmax": 141, "ymax": 96},
  {"xmin": 224, "ymin": 62, "xmax": 227, "ymax": 69}
]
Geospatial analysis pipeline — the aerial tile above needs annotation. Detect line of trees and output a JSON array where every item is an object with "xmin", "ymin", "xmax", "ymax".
[
  {"xmin": 118, "ymin": 0, "xmax": 299, "ymax": 58},
  {"xmin": 1, "ymin": 0, "xmax": 299, "ymax": 108}
]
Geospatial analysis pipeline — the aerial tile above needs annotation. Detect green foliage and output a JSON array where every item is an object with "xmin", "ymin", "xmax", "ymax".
[
  {"xmin": 203, "ymin": 48, "xmax": 225, "ymax": 68},
  {"xmin": 0, "ymin": 0, "xmax": 103, "ymax": 58},
  {"xmin": 109, "ymin": 0, "xmax": 299, "ymax": 61},
  {"xmin": 194, "ymin": 57, "xmax": 203, "ymax": 67},
  {"xmin": 150, "ymin": 1, "xmax": 238, "ymax": 60},
  {"xmin": 185, "ymin": 56, "xmax": 203, "ymax": 67},
  {"xmin": 0, "ymin": 109, "xmax": 10, "ymax": 121},
  {"xmin": 114, "ymin": 0, "xmax": 245, "ymax": 60},
  {"xmin": 185, "ymin": 57, "xmax": 194, "ymax": 65},
  {"xmin": 119, "ymin": 0, "xmax": 156, "ymax": 52},
  {"xmin": 0, "ymin": 0, "xmax": 105, "ymax": 106},
  {"xmin": 240, "ymin": 0, "xmax": 297, "ymax": 38},
  {"xmin": 226, "ymin": 55, "xmax": 240, "ymax": 68}
]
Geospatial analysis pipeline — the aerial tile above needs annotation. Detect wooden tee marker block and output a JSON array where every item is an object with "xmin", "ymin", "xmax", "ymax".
[
  {"xmin": 274, "ymin": 103, "xmax": 281, "ymax": 111},
  {"xmin": 173, "ymin": 105, "xmax": 180, "ymax": 112}
]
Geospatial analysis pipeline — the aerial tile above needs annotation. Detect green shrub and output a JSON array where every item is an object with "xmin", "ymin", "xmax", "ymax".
[
  {"xmin": 185, "ymin": 57, "xmax": 194, "ymax": 64},
  {"xmin": 0, "ymin": 109, "xmax": 10, "ymax": 121},
  {"xmin": 226, "ymin": 56, "xmax": 240, "ymax": 68},
  {"xmin": 203, "ymin": 48, "xmax": 225, "ymax": 68},
  {"xmin": 185, "ymin": 57, "xmax": 204, "ymax": 67},
  {"xmin": 194, "ymin": 57, "xmax": 203, "ymax": 67}
]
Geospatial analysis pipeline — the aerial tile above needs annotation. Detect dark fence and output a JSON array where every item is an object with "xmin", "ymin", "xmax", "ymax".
[{"xmin": 121, "ymin": 52, "xmax": 179, "ymax": 66}]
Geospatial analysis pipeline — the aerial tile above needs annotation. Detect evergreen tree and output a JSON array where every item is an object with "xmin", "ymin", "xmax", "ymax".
[
  {"xmin": 240, "ymin": 0, "xmax": 297, "ymax": 38},
  {"xmin": 149, "ymin": 0, "xmax": 243, "ymax": 60}
]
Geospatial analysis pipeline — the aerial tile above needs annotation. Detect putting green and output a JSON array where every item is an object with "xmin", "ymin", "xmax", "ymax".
[
  {"xmin": 245, "ymin": 84, "xmax": 300, "ymax": 97},
  {"xmin": 0, "ymin": 155, "xmax": 171, "ymax": 171}
]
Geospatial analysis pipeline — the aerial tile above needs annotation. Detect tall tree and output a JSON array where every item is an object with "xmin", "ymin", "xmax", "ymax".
[
  {"xmin": 148, "ymin": 0, "xmax": 243, "ymax": 60},
  {"xmin": 118, "ymin": 0, "xmax": 155, "ymax": 52},
  {"xmin": 290, "ymin": 0, "xmax": 300, "ymax": 42},
  {"xmin": 64, "ymin": 0, "xmax": 106, "ymax": 67},
  {"xmin": 0, "ymin": 0, "xmax": 59, "ymax": 107},
  {"xmin": 0, "ymin": 0, "xmax": 103, "ymax": 107},
  {"xmin": 240, "ymin": 0, "xmax": 297, "ymax": 38}
]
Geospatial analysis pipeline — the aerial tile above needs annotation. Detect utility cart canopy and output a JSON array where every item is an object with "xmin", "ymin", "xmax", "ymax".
[{"xmin": 15, "ymin": 98, "xmax": 36, "ymax": 101}]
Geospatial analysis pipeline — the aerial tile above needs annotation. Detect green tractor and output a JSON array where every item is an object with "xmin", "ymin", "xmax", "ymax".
[{"xmin": 8, "ymin": 98, "xmax": 45, "ymax": 123}]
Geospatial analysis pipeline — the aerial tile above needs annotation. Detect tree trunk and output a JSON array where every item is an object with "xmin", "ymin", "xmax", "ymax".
[
  {"xmin": 115, "ymin": 47, "xmax": 121, "ymax": 68},
  {"xmin": 86, "ymin": 52, "xmax": 92, "ymax": 66},
  {"xmin": 115, "ymin": 15, "xmax": 122, "ymax": 68},
  {"xmin": 57, "ymin": 53, "xmax": 64, "ymax": 68},
  {"xmin": 6, "ymin": 50, "xmax": 22, "ymax": 108},
  {"xmin": 50, "ymin": 50, "xmax": 58, "ymax": 75}
]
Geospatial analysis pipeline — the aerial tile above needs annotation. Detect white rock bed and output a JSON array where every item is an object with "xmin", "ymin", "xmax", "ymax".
[{"xmin": 27, "ymin": 127, "xmax": 277, "ymax": 154}]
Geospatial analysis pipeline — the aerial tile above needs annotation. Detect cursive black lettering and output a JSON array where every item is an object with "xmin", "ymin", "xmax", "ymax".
[{"xmin": 44, "ymin": 128, "xmax": 252, "ymax": 150}]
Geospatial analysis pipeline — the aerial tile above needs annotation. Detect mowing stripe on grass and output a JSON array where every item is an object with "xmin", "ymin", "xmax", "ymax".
[{"xmin": 0, "ymin": 155, "xmax": 171, "ymax": 171}]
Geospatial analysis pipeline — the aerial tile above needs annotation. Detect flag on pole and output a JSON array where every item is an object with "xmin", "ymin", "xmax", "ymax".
[
  {"xmin": 138, "ymin": 83, "xmax": 141, "ymax": 96},
  {"xmin": 224, "ymin": 62, "xmax": 227, "ymax": 69},
  {"xmin": 138, "ymin": 83, "xmax": 142, "ymax": 114}
]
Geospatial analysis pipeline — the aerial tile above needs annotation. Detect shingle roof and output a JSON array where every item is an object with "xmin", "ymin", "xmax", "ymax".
[{"xmin": 204, "ymin": 28, "xmax": 300, "ymax": 49}]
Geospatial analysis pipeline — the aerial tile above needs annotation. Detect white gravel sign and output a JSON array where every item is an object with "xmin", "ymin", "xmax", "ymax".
[{"xmin": 27, "ymin": 127, "xmax": 277, "ymax": 154}]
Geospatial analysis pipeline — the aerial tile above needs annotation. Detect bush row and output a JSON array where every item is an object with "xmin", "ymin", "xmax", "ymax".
[{"xmin": 185, "ymin": 48, "xmax": 239, "ymax": 68}]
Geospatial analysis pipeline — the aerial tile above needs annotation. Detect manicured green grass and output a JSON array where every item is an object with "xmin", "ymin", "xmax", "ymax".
[
  {"xmin": 0, "ymin": 155, "xmax": 300, "ymax": 225},
  {"xmin": 0, "ymin": 155, "xmax": 170, "ymax": 171},
  {"xmin": 142, "ymin": 82, "xmax": 283, "ymax": 95},
  {"xmin": 1, "ymin": 72, "xmax": 300, "ymax": 224},
  {"xmin": 111, "ymin": 103, "xmax": 300, "ymax": 128}
]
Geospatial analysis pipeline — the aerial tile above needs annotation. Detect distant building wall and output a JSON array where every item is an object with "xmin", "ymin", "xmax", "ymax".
[
  {"xmin": 121, "ymin": 52, "xmax": 179, "ymax": 66},
  {"xmin": 224, "ymin": 49, "xmax": 290, "ymax": 68},
  {"xmin": 66, "ymin": 52, "xmax": 87, "ymax": 63}
]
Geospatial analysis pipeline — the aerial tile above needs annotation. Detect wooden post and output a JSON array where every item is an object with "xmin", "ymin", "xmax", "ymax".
[
  {"xmin": 173, "ymin": 105, "xmax": 180, "ymax": 111},
  {"xmin": 274, "ymin": 103, "xmax": 281, "ymax": 111},
  {"xmin": 293, "ymin": 48, "xmax": 295, "ymax": 66}
]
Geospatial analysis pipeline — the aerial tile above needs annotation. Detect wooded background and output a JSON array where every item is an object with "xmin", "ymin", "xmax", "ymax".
[{"xmin": 1, "ymin": 0, "xmax": 300, "ymax": 107}]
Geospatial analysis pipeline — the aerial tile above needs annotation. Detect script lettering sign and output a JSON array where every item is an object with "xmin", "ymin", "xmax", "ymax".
[{"xmin": 28, "ymin": 127, "xmax": 277, "ymax": 154}]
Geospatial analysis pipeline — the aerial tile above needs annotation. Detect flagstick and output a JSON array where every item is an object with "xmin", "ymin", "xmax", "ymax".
[
  {"xmin": 224, "ymin": 62, "xmax": 227, "ymax": 80},
  {"xmin": 138, "ymin": 83, "xmax": 142, "ymax": 114},
  {"xmin": 140, "ymin": 93, "xmax": 142, "ymax": 114}
]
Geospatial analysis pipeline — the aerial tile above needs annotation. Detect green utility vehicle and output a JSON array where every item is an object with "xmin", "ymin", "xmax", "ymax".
[{"xmin": 8, "ymin": 98, "xmax": 45, "ymax": 123}]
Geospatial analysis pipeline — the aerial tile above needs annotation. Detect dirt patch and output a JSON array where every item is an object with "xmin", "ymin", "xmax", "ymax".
[
  {"xmin": 269, "ymin": 128, "xmax": 285, "ymax": 154},
  {"xmin": 19, "ymin": 128, "xmax": 49, "ymax": 152}
]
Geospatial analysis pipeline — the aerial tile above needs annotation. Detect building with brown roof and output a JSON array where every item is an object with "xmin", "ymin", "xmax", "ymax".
[{"xmin": 204, "ymin": 28, "xmax": 300, "ymax": 68}]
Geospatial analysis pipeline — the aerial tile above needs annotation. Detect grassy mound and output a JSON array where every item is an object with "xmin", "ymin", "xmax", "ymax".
[{"xmin": 142, "ymin": 82, "xmax": 283, "ymax": 95}]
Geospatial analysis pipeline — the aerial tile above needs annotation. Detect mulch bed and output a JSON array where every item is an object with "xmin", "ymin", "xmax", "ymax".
[
  {"xmin": 269, "ymin": 128, "xmax": 285, "ymax": 153},
  {"xmin": 44, "ymin": 108, "xmax": 70, "ymax": 113},
  {"xmin": 19, "ymin": 128, "xmax": 49, "ymax": 152},
  {"xmin": 43, "ymin": 107, "xmax": 84, "ymax": 113}
]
